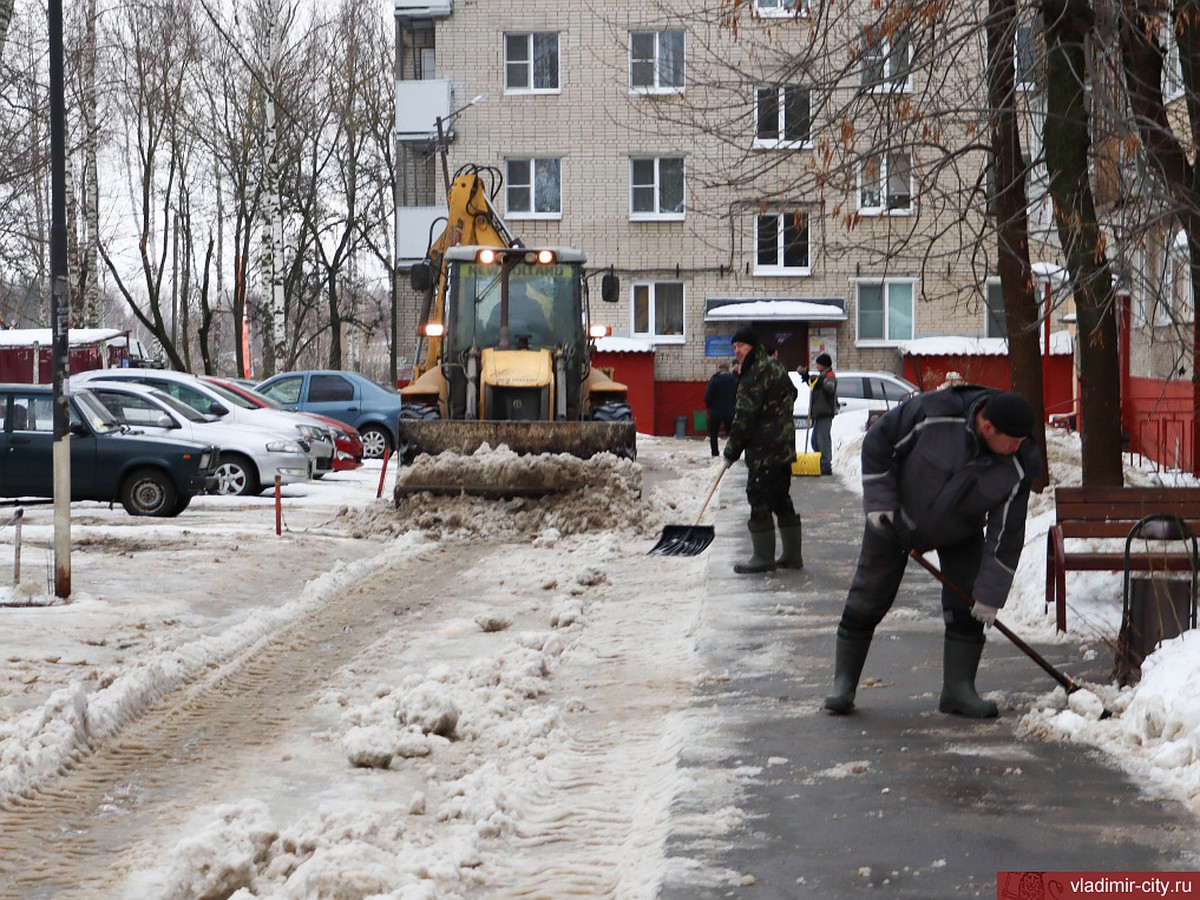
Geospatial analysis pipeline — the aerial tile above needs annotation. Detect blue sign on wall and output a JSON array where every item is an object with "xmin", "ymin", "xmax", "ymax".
[{"xmin": 706, "ymin": 335, "xmax": 733, "ymax": 357}]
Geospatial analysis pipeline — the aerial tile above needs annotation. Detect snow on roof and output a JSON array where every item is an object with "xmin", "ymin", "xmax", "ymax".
[
  {"xmin": 593, "ymin": 336, "xmax": 655, "ymax": 353},
  {"xmin": 0, "ymin": 327, "xmax": 127, "ymax": 347},
  {"xmin": 704, "ymin": 299, "xmax": 848, "ymax": 322},
  {"xmin": 898, "ymin": 330, "xmax": 1073, "ymax": 357}
]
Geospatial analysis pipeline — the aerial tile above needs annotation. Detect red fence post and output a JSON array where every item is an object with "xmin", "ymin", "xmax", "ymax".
[{"xmin": 376, "ymin": 448, "xmax": 391, "ymax": 500}]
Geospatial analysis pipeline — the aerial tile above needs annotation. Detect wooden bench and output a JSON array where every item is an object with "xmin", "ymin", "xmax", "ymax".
[{"xmin": 1046, "ymin": 486, "xmax": 1200, "ymax": 632}]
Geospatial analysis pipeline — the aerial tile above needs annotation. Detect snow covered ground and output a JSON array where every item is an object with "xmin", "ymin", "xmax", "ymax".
[{"xmin": 0, "ymin": 417, "xmax": 1196, "ymax": 897}]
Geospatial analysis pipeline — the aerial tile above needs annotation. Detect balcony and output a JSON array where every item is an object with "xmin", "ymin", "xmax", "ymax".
[
  {"xmin": 396, "ymin": 206, "xmax": 447, "ymax": 264},
  {"xmin": 395, "ymin": 79, "xmax": 451, "ymax": 141},
  {"xmin": 394, "ymin": 0, "xmax": 451, "ymax": 16}
]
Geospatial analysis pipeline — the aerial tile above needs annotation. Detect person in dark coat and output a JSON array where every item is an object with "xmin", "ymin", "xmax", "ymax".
[
  {"xmin": 704, "ymin": 362, "xmax": 738, "ymax": 457},
  {"xmin": 722, "ymin": 326, "xmax": 802, "ymax": 573},
  {"xmin": 823, "ymin": 386, "xmax": 1040, "ymax": 718},
  {"xmin": 802, "ymin": 352, "xmax": 838, "ymax": 475}
]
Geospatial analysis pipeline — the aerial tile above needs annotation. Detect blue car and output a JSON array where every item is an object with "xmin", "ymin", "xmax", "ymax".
[{"xmin": 255, "ymin": 370, "xmax": 402, "ymax": 459}]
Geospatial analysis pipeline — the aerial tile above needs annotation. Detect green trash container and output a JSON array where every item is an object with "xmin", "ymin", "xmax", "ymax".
[{"xmin": 693, "ymin": 410, "xmax": 707, "ymax": 433}]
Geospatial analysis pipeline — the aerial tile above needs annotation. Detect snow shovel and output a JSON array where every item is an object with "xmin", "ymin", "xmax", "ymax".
[
  {"xmin": 909, "ymin": 549, "xmax": 1114, "ymax": 719},
  {"xmin": 792, "ymin": 418, "xmax": 822, "ymax": 477},
  {"xmin": 648, "ymin": 465, "xmax": 727, "ymax": 556}
]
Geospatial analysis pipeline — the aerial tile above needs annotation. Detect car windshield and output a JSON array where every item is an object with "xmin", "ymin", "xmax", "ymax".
[
  {"xmin": 72, "ymin": 389, "xmax": 123, "ymax": 434},
  {"xmin": 146, "ymin": 388, "xmax": 209, "ymax": 422},
  {"xmin": 222, "ymin": 382, "xmax": 286, "ymax": 410},
  {"xmin": 203, "ymin": 380, "xmax": 258, "ymax": 409}
]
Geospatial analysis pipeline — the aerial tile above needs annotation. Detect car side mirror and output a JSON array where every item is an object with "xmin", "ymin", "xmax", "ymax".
[
  {"xmin": 208, "ymin": 402, "xmax": 228, "ymax": 416},
  {"xmin": 600, "ymin": 273, "xmax": 619, "ymax": 304},
  {"xmin": 69, "ymin": 422, "xmax": 90, "ymax": 437},
  {"xmin": 155, "ymin": 414, "xmax": 176, "ymax": 428},
  {"xmin": 411, "ymin": 261, "xmax": 434, "ymax": 293}
]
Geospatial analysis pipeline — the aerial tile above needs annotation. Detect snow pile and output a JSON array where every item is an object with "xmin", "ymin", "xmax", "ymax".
[{"xmin": 345, "ymin": 446, "xmax": 647, "ymax": 539}]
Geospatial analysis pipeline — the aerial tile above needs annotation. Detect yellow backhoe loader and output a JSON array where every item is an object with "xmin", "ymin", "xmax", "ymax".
[{"xmin": 397, "ymin": 164, "xmax": 635, "ymax": 496}]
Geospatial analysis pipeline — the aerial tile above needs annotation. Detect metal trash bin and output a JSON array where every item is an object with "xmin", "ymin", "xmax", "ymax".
[
  {"xmin": 674, "ymin": 415, "xmax": 687, "ymax": 437},
  {"xmin": 1116, "ymin": 514, "xmax": 1199, "ymax": 685}
]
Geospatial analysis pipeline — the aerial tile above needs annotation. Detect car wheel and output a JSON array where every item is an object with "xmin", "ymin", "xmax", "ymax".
[
  {"xmin": 213, "ymin": 453, "xmax": 261, "ymax": 496},
  {"xmin": 120, "ymin": 467, "xmax": 179, "ymax": 517},
  {"xmin": 173, "ymin": 493, "xmax": 193, "ymax": 515},
  {"xmin": 358, "ymin": 425, "xmax": 391, "ymax": 460}
]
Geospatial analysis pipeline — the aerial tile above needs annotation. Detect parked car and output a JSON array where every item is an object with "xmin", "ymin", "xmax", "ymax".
[
  {"xmin": 69, "ymin": 368, "xmax": 334, "ymax": 475},
  {"xmin": 84, "ymin": 380, "xmax": 312, "ymax": 496},
  {"xmin": 789, "ymin": 369, "xmax": 920, "ymax": 424},
  {"xmin": 201, "ymin": 376, "xmax": 363, "ymax": 472},
  {"xmin": 0, "ymin": 383, "xmax": 218, "ymax": 516},
  {"xmin": 254, "ymin": 370, "xmax": 402, "ymax": 460}
]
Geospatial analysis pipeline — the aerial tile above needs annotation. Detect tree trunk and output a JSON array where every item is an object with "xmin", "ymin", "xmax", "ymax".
[
  {"xmin": 988, "ymin": 0, "xmax": 1049, "ymax": 491},
  {"xmin": 1043, "ymin": 0, "xmax": 1124, "ymax": 486}
]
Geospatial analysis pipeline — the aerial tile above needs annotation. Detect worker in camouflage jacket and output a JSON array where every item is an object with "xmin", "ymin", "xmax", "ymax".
[{"xmin": 722, "ymin": 326, "xmax": 801, "ymax": 574}]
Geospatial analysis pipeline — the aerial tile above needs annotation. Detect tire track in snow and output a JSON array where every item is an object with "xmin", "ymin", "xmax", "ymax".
[{"xmin": 0, "ymin": 541, "xmax": 440, "ymax": 899}]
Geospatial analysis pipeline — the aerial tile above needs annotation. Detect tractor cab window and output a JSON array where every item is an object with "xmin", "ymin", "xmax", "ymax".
[{"xmin": 450, "ymin": 261, "xmax": 581, "ymax": 350}]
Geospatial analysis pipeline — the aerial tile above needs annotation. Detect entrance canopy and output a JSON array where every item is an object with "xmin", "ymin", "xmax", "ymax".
[{"xmin": 704, "ymin": 297, "xmax": 847, "ymax": 322}]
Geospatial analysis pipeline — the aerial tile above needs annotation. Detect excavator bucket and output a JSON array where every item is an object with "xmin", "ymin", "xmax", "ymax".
[{"xmin": 394, "ymin": 419, "xmax": 637, "ymax": 497}]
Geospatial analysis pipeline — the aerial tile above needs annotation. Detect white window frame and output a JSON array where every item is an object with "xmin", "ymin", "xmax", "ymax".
[
  {"xmin": 861, "ymin": 30, "xmax": 913, "ymax": 92},
  {"xmin": 1159, "ymin": 231, "xmax": 1193, "ymax": 325},
  {"xmin": 753, "ymin": 84, "xmax": 812, "ymax": 149},
  {"xmin": 629, "ymin": 30, "xmax": 685, "ymax": 93},
  {"xmin": 629, "ymin": 157, "xmax": 685, "ymax": 220},
  {"xmin": 505, "ymin": 157, "xmax": 562, "ymax": 219},
  {"xmin": 632, "ymin": 281, "xmax": 686, "ymax": 343},
  {"xmin": 753, "ymin": 0, "xmax": 810, "ymax": 17},
  {"xmin": 1014, "ymin": 22, "xmax": 1038, "ymax": 91},
  {"xmin": 859, "ymin": 150, "xmax": 913, "ymax": 215},
  {"xmin": 504, "ymin": 32, "xmax": 560, "ymax": 94},
  {"xmin": 754, "ymin": 210, "xmax": 811, "ymax": 276},
  {"xmin": 1163, "ymin": 18, "xmax": 1184, "ymax": 101},
  {"xmin": 855, "ymin": 278, "xmax": 916, "ymax": 346}
]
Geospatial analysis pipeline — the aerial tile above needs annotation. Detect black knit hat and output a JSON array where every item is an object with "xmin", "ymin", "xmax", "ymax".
[
  {"xmin": 731, "ymin": 326, "xmax": 760, "ymax": 347},
  {"xmin": 815, "ymin": 352, "xmax": 832, "ymax": 367},
  {"xmin": 983, "ymin": 391, "xmax": 1035, "ymax": 438}
]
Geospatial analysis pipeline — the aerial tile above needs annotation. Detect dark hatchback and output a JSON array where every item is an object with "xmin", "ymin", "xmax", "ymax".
[{"xmin": 0, "ymin": 384, "xmax": 219, "ymax": 517}]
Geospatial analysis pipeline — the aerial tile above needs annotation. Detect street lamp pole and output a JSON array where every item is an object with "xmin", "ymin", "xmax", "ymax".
[{"xmin": 435, "ymin": 93, "xmax": 487, "ymax": 197}]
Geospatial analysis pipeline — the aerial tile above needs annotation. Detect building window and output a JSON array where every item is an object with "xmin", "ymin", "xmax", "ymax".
[
  {"xmin": 755, "ymin": 85, "xmax": 811, "ymax": 148},
  {"xmin": 756, "ymin": 210, "xmax": 810, "ymax": 274},
  {"xmin": 506, "ymin": 158, "xmax": 562, "ymax": 217},
  {"xmin": 857, "ymin": 280, "xmax": 914, "ymax": 343},
  {"xmin": 632, "ymin": 282, "xmax": 685, "ymax": 339},
  {"xmin": 630, "ymin": 30, "xmax": 685, "ymax": 92},
  {"xmin": 753, "ymin": 0, "xmax": 810, "ymax": 15},
  {"xmin": 985, "ymin": 280, "xmax": 1007, "ymax": 338},
  {"xmin": 1014, "ymin": 23, "xmax": 1038, "ymax": 90},
  {"xmin": 505, "ymin": 33, "xmax": 559, "ymax": 92},
  {"xmin": 861, "ymin": 29, "xmax": 912, "ymax": 91},
  {"xmin": 860, "ymin": 151, "xmax": 912, "ymax": 214},
  {"xmin": 630, "ymin": 157, "xmax": 685, "ymax": 219}
]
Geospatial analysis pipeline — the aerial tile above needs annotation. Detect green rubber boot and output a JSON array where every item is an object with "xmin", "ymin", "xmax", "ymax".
[
  {"xmin": 939, "ymin": 633, "xmax": 999, "ymax": 718},
  {"xmin": 734, "ymin": 522, "xmax": 776, "ymax": 574},
  {"xmin": 775, "ymin": 519, "xmax": 804, "ymax": 569},
  {"xmin": 823, "ymin": 631, "xmax": 872, "ymax": 715}
]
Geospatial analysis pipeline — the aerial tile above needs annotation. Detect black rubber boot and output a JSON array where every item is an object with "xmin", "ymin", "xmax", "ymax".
[
  {"xmin": 939, "ymin": 633, "xmax": 999, "ymax": 718},
  {"xmin": 823, "ymin": 631, "xmax": 872, "ymax": 714},
  {"xmin": 775, "ymin": 520, "xmax": 804, "ymax": 569},
  {"xmin": 734, "ymin": 523, "xmax": 776, "ymax": 574}
]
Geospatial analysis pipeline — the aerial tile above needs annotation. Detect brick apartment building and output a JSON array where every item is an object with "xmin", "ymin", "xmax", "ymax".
[{"xmin": 392, "ymin": 0, "xmax": 1196, "ymax": 448}]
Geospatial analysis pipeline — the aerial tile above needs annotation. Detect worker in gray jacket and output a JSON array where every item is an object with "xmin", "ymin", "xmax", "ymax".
[{"xmin": 823, "ymin": 385, "xmax": 1040, "ymax": 718}]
